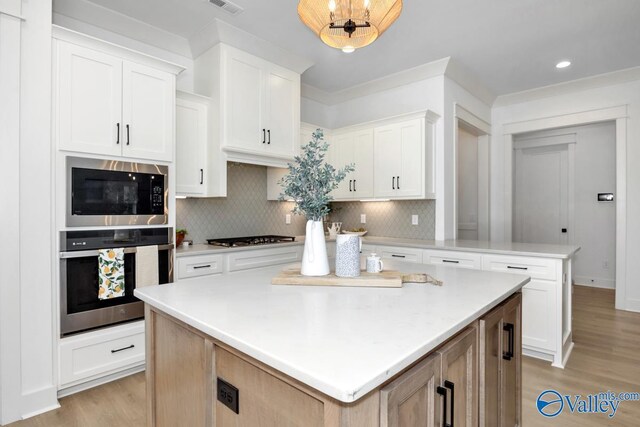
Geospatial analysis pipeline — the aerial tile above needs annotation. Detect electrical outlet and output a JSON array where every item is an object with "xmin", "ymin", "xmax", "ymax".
[
  {"xmin": 217, "ymin": 378, "xmax": 239, "ymax": 414},
  {"xmin": 360, "ymin": 214, "xmax": 366, "ymax": 224},
  {"xmin": 285, "ymin": 214, "xmax": 291, "ymax": 224},
  {"xmin": 412, "ymin": 214, "xmax": 419, "ymax": 225}
]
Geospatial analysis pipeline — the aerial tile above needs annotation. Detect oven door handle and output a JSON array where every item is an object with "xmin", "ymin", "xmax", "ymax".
[{"xmin": 60, "ymin": 244, "xmax": 174, "ymax": 259}]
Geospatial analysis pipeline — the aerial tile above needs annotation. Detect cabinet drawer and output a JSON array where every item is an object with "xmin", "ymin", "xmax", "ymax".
[
  {"xmin": 177, "ymin": 253, "xmax": 224, "ymax": 279},
  {"xmin": 482, "ymin": 255, "xmax": 557, "ymax": 281},
  {"xmin": 59, "ymin": 322, "xmax": 145, "ymax": 388},
  {"xmin": 227, "ymin": 246, "xmax": 302, "ymax": 272},
  {"xmin": 377, "ymin": 246, "xmax": 423, "ymax": 263},
  {"xmin": 423, "ymin": 250, "xmax": 482, "ymax": 269}
]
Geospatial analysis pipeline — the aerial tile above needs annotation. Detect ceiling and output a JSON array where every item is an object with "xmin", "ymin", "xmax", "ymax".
[{"xmin": 59, "ymin": 0, "xmax": 640, "ymax": 96}]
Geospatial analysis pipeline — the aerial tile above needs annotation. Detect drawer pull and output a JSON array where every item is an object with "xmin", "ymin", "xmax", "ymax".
[
  {"xmin": 391, "ymin": 254, "xmax": 406, "ymax": 258},
  {"xmin": 111, "ymin": 344, "xmax": 135, "ymax": 354},
  {"xmin": 442, "ymin": 259, "xmax": 460, "ymax": 264},
  {"xmin": 193, "ymin": 264, "xmax": 211, "ymax": 269},
  {"xmin": 507, "ymin": 266, "xmax": 528, "ymax": 271},
  {"xmin": 503, "ymin": 323, "xmax": 515, "ymax": 361}
]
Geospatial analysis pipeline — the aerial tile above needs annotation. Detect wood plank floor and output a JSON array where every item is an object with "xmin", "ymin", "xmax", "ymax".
[{"xmin": 8, "ymin": 285, "xmax": 640, "ymax": 426}]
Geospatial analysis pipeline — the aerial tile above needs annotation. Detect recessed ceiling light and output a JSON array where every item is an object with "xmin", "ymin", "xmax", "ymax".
[
  {"xmin": 556, "ymin": 60, "xmax": 571, "ymax": 69},
  {"xmin": 342, "ymin": 46, "xmax": 355, "ymax": 54}
]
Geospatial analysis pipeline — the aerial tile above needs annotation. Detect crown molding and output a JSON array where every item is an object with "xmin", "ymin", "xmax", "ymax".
[
  {"xmin": 53, "ymin": 0, "xmax": 192, "ymax": 59},
  {"xmin": 494, "ymin": 66, "xmax": 640, "ymax": 108},
  {"xmin": 189, "ymin": 18, "xmax": 314, "ymax": 74},
  {"xmin": 445, "ymin": 59, "xmax": 496, "ymax": 106},
  {"xmin": 302, "ymin": 57, "xmax": 450, "ymax": 105}
]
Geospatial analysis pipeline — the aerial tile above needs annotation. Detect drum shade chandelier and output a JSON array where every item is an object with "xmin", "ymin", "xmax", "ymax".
[{"xmin": 298, "ymin": 0, "xmax": 403, "ymax": 53}]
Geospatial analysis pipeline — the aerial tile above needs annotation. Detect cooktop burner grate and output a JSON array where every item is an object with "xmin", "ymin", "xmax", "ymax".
[{"xmin": 206, "ymin": 235, "xmax": 296, "ymax": 247}]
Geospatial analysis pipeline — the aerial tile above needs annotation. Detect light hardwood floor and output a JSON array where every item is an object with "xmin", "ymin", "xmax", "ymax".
[{"xmin": 8, "ymin": 286, "xmax": 639, "ymax": 426}]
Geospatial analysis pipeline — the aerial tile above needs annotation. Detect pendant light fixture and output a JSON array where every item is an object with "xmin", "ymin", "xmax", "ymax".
[{"xmin": 298, "ymin": 0, "xmax": 402, "ymax": 53}]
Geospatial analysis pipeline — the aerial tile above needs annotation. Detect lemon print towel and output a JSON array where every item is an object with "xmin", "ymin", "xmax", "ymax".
[{"xmin": 98, "ymin": 248, "xmax": 125, "ymax": 300}]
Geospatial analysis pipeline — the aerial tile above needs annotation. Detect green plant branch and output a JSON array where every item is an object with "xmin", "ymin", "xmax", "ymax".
[{"xmin": 278, "ymin": 129, "xmax": 355, "ymax": 221}]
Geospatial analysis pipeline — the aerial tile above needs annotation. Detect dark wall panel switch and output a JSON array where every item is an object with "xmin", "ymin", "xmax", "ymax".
[
  {"xmin": 598, "ymin": 193, "xmax": 614, "ymax": 202},
  {"xmin": 217, "ymin": 378, "xmax": 239, "ymax": 414}
]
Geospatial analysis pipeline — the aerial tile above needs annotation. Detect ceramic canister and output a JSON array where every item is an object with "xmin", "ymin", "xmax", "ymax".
[{"xmin": 335, "ymin": 234, "xmax": 361, "ymax": 277}]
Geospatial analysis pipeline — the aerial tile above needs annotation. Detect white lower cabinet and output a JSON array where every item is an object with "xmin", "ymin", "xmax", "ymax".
[
  {"xmin": 59, "ymin": 321, "xmax": 145, "ymax": 389},
  {"xmin": 227, "ymin": 246, "xmax": 303, "ymax": 272},
  {"xmin": 377, "ymin": 246, "xmax": 423, "ymax": 263},
  {"xmin": 423, "ymin": 249, "xmax": 482, "ymax": 269},
  {"xmin": 520, "ymin": 279, "xmax": 557, "ymax": 353},
  {"xmin": 177, "ymin": 253, "xmax": 224, "ymax": 279}
]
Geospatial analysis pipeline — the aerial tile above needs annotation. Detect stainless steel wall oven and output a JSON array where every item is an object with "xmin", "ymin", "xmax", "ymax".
[{"xmin": 60, "ymin": 227, "xmax": 173, "ymax": 336}]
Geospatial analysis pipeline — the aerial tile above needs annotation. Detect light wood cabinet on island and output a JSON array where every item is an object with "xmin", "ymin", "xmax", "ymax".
[{"xmin": 145, "ymin": 294, "xmax": 521, "ymax": 427}]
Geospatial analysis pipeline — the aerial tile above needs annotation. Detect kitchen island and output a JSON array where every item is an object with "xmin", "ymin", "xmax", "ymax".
[{"xmin": 136, "ymin": 260, "xmax": 528, "ymax": 426}]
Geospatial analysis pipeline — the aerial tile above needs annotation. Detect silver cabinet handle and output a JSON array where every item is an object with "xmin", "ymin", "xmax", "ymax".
[{"xmin": 60, "ymin": 244, "xmax": 174, "ymax": 258}]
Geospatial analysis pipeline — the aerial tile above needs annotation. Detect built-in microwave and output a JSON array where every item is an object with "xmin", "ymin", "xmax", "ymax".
[{"xmin": 66, "ymin": 157, "xmax": 168, "ymax": 227}]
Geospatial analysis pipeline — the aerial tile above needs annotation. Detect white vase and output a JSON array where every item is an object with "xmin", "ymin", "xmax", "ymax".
[{"xmin": 301, "ymin": 220, "xmax": 330, "ymax": 276}]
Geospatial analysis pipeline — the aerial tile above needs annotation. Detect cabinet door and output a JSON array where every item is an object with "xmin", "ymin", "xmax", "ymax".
[
  {"xmin": 521, "ymin": 279, "xmax": 556, "ymax": 352},
  {"xmin": 502, "ymin": 294, "xmax": 522, "ymax": 427},
  {"xmin": 225, "ymin": 50, "xmax": 264, "ymax": 152},
  {"xmin": 352, "ymin": 129, "xmax": 374, "ymax": 198},
  {"xmin": 331, "ymin": 133, "xmax": 356, "ymax": 200},
  {"xmin": 176, "ymin": 97, "xmax": 207, "ymax": 195},
  {"xmin": 121, "ymin": 61, "xmax": 174, "ymax": 162},
  {"xmin": 380, "ymin": 353, "xmax": 441, "ymax": 427},
  {"xmin": 265, "ymin": 65, "xmax": 299, "ymax": 157},
  {"xmin": 479, "ymin": 303, "xmax": 503, "ymax": 427},
  {"xmin": 396, "ymin": 119, "xmax": 424, "ymax": 198},
  {"xmin": 374, "ymin": 124, "xmax": 401, "ymax": 197},
  {"xmin": 57, "ymin": 42, "xmax": 122, "ymax": 156},
  {"xmin": 438, "ymin": 326, "xmax": 478, "ymax": 427}
]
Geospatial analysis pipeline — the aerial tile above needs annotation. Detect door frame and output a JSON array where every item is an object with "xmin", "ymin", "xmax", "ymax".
[
  {"xmin": 454, "ymin": 104, "xmax": 491, "ymax": 241},
  {"xmin": 500, "ymin": 105, "xmax": 628, "ymax": 311}
]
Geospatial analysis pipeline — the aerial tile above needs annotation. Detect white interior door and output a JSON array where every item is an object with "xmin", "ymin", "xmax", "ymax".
[{"xmin": 514, "ymin": 141, "xmax": 572, "ymax": 245}]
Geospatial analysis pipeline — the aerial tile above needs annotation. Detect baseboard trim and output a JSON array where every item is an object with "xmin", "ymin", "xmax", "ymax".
[
  {"xmin": 57, "ymin": 365, "xmax": 145, "ymax": 398},
  {"xmin": 573, "ymin": 276, "xmax": 615, "ymax": 289},
  {"xmin": 20, "ymin": 386, "xmax": 60, "ymax": 421}
]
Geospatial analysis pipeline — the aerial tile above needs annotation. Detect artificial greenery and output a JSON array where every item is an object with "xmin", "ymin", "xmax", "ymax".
[{"xmin": 279, "ymin": 129, "xmax": 354, "ymax": 221}]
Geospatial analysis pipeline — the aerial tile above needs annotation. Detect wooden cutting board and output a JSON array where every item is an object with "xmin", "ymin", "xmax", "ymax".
[{"xmin": 272, "ymin": 268, "xmax": 403, "ymax": 288}]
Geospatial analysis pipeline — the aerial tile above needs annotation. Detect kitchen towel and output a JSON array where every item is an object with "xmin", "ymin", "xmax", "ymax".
[
  {"xmin": 98, "ymin": 248, "xmax": 125, "ymax": 300},
  {"xmin": 135, "ymin": 245, "xmax": 159, "ymax": 288}
]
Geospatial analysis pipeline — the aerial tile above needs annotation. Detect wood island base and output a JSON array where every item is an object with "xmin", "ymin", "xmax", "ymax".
[{"xmin": 144, "ymin": 293, "xmax": 521, "ymax": 427}]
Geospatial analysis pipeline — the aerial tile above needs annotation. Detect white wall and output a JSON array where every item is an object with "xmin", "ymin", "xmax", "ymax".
[
  {"xmin": 513, "ymin": 122, "xmax": 616, "ymax": 288},
  {"xmin": 0, "ymin": 0, "xmax": 59, "ymax": 424},
  {"xmin": 491, "ymin": 78, "xmax": 640, "ymax": 311},
  {"xmin": 457, "ymin": 127, "xmax": 479, "ymax": 240}
]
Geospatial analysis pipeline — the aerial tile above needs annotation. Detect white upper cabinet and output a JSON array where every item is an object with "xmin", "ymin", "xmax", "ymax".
[
  {"xmin": 121, "ymin": 62, "xmax": 174, "ymax": 161},
  {"xmin": 220, "ymin": 45, "xmax": 300, "ymax": 166},
  {"xmin": 329, "ymin": 129, "xmax": 374, "ymax": 200},
  {"xmin": 56, "ymin": 43, "xmax": 123, "ymax": 157},
  {"xmin": 374, "ymin": 118, "xmax": 424, "ymax": 198},
  {"xmin": 176, "ymin": 93, "xmax": 208, "ymax": 196},
  {"xmin": 54, "ymin": 28, "xmax": 182, "ymax": 162}
]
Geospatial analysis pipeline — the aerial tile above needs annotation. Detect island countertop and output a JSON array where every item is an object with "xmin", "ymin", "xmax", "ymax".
[{"xmin": 135, "ymin": 260, "xmax": 529, "ymax": 403}]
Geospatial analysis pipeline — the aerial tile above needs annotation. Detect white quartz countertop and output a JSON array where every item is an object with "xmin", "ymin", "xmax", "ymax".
[
  {"xmin": 135, "ymin": 260, "xmax": 529, "ymax": 403},
  {"xmin": 177, "ymin": 236, "xmax": 579, "ymax": 259}
]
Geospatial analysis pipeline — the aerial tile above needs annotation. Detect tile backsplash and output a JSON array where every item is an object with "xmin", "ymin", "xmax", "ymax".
[
  {"xmin": 177, "ymin": 163, "xmax": 436, "ymax": 243},
  {"xmin": 329, "ymin": 200, "xmax": 435, "ymax": 240},
  {"xmin": 176, "ymin": 163, "xmax": 306, "ymax": 243}
]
